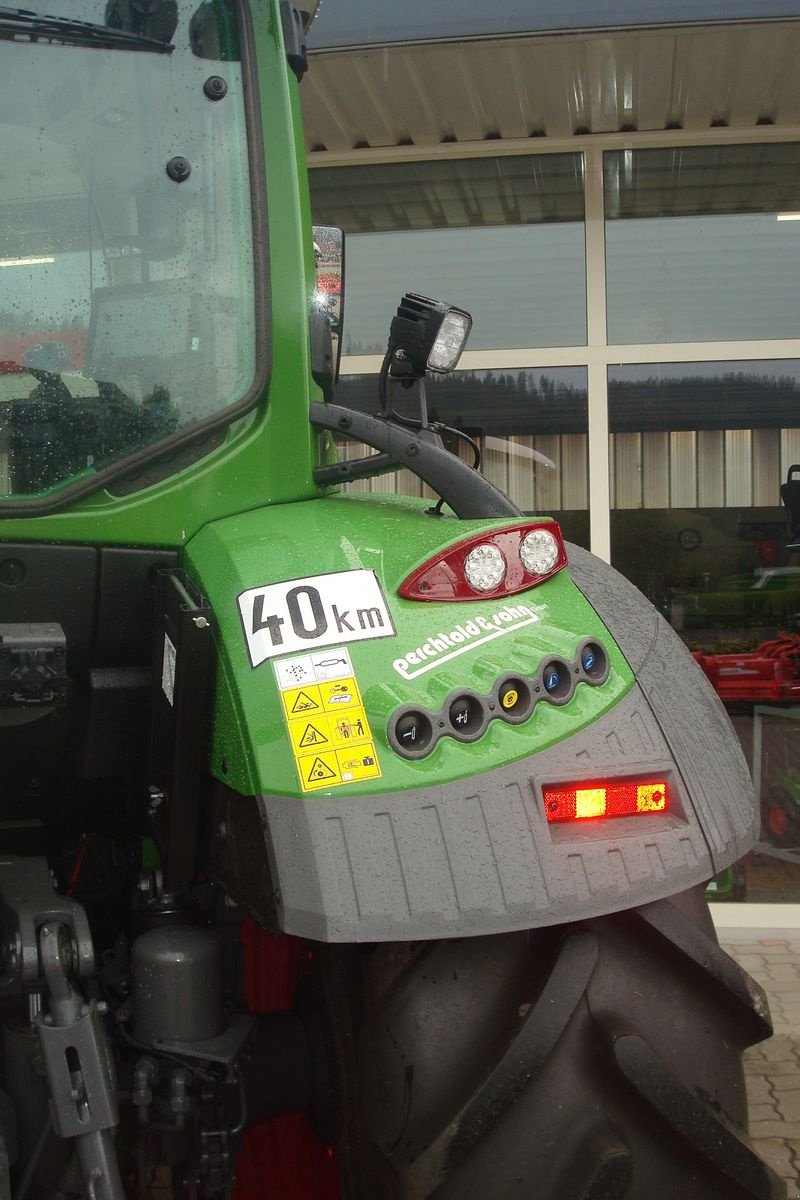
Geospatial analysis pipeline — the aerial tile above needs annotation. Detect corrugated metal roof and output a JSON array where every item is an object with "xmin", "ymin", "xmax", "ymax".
[
  {"xmin": 302, "ymin": 21, "xmax": 800, "ymax": 154},
  {"xmin": 308, "ymin": 0, "xmax": 800, "ymax": 50}
]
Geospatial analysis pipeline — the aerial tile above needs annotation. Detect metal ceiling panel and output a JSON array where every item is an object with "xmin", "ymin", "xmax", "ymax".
[
  {"xmin": 302, "ymin": 22, "xmax": 800, "ymax": 155},
  {"xmin": 308, "ymin": 0, "xmax": 800, "ymax": 49}
]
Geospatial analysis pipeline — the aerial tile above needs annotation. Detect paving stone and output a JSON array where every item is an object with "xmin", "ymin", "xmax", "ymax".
[
  {"xmin": 743, "ymin": 1056, "xmax": 800, "ymax": 1084},
  {"xmin": 724, "ymin": 940, "xmax": 800, "ymax": 1180},
  {"xmin": 750, "ymin": 1102, "xmax": 780, "ymax": 1123},
  {"xmin": 753, "ymin": 1137, "xmax": 797, "ymax": 1179},
  {"xmin": 769, "ymin": 1007, "xmax": 799, "ymax": 1021},
  {"xmin": 755, "ymin": 1035, "xmax": 800, "ymax": 1061},
  {"xmin": 737, "ymin": 955, "xmax": 770, "ymax": 972},
  {"xmin": 750, "ymin": 1119, "xmax": 800, "ymax": 1138},
  {"xmin": 766, "ymin": 1005, "xmax": 794, "ymax": 1022},
  {"xmin": 762, "ymin": 980, "xmax": 800, "ymax": 995},
  {"xmin": 747, "ymin": 1076, "xmax": 776, "ymax": 1105},
  {"xmin": 772, "ymin": 1074, "xmax": 800, "ymax": 1091},
  {"xmin": 773, "ymin": 1006, "xmax": 800, "ymax": 1025},
  {"xmin": 766, "ymin": 965, "xmax": 800, "ymax": 983},
  {"xmin": 751, "ymin": 1059, "xmax": 800, "ymax": 1076},
  {"xmin": 777, "ymin": 1090, "xmax": 800, "ymax": 1121}
]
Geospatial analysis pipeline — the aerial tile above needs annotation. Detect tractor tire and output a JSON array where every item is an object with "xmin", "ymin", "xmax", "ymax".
[
  {"xmin": 762, "ymin": 787, "xmax": 800, "ymax": 849},
  {"xmin": 321, "ymin": 886, "xmax": 786, "ymax": 1200}
]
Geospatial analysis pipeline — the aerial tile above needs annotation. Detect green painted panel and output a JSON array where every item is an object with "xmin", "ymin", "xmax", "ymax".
[{"xmin": 186, "ymin": 494, "xmax": 634, "ymax": 797}]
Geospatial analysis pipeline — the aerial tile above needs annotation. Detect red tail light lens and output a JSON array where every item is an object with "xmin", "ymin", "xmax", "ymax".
[
  {"xmin": 543, "ymin": 779, "xmax": 668, "ymax": 823},
  {"xmin": 398, "ymin": 520, "xmax": 567, "ymax": 602}
]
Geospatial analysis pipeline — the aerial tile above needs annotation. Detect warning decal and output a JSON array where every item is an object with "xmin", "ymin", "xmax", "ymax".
[
  {"xmin": 284, "ymin": 686, "xmax": 323, "ymax": 716},
  {"xmin": 275, "ymin": 648, "xmax": 382, "ymax": 792},
  {"xmin": 299, "ymin": 723, "xmax": 329, "ymax": 748},
  {"xmin": 301, "ymin": 754, "xmax": 339, "ymax": 785}
]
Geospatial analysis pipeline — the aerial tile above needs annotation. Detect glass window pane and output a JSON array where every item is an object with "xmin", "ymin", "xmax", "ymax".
[
  {"xmin": 610, "ymin": 360, "xmax": 800, "ymax": 901},
  {"xmin": 310, "ymin": 156, "xmax": 586, "ymax": 354},
  {"xmin": 0, "ymin": 0, "xmax": 256, "ymax": 499},
  {"xmin": 334, "ymin": 367, "xmax": 589, "ymax": 545},
  {"xmin": 605, "ymin": 144, "xmax": 800, "ymax": 344}
]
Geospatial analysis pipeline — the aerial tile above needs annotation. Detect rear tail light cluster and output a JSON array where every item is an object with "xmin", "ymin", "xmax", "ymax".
[
  {"xmin": 399, "ymin": 521, "xmax": 567, "ymax": 602},
  {"xmin": 389, "ymin": 639, "xmax": 608, "ymax": 759},
  {"xmin": 543, "ymin": 778, "xmax": 669, "ymax": 824}
]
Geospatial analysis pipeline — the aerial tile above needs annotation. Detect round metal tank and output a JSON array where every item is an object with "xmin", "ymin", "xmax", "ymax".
[{"xmin": 131, "ymin": 925, "xmax": 225, "ymax": 1046}]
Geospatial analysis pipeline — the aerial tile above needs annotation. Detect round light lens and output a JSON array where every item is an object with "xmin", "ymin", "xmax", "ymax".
[
  {"xmin": 520, "ymin": 529, "xmax": 559, "ymax": 575},
  {"xmin": 464, "ymin": 543, "xmax": 506, "ymax": 592}
]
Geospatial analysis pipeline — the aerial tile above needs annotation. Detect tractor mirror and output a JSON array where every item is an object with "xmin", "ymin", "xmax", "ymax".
[{"xmin": 312, "ymin": 224, "xmax": 344, "ymax": 380}]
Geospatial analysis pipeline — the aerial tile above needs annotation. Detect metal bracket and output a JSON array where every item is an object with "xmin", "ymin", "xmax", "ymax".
[
  {"xmin": 280, "ymin": 2, "xmax": 307, "ymax": 81},
  {"xmin": 0, "ymin": 623, "xmax": 69, "ymax": 708},
  {"xmin": 310, "ymin": 402, "xmax": 521, "ymax": 518},
  {"xmin": 0, "ymin": 857, "xmax": 93, "ymax": 994},
  {"xmin": 35, "ymin": 923, "xmax": 124, "ymax": 1200},
  {"xmin": 0, "ymin": 864, "xmax": 124, "ymax": 1200},
  {"xmin": 37, "ymin": 927, "xmax": 117, "ymax": 1137}
]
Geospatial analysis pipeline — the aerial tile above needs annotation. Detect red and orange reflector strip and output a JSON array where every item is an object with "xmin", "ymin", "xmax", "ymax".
[{"xmin": 543, "ymin": 779, "xmax": 668, "ymax": 824}]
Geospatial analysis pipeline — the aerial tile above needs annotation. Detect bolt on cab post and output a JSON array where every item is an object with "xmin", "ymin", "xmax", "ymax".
[{"xmin": 0, "ymin": 3, "xmax": 786, "ymax": 1199}]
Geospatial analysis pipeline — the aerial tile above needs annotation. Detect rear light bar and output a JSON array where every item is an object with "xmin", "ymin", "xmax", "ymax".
[
  {"xmin": 398, "ymin": 520, "xmax": 567, "ymax": 602},
  {"xmin": 543, "ymin": 779, "xmax": 668, "ymax": 824}
]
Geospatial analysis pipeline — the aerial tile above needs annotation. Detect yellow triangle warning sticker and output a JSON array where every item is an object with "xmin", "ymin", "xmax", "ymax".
[
  {"xmin": 299, "ymin": 723, "xmax": 328, "ymax": 747},
  {"xmin": 305, "ymin": 756, "xmax": 338, "ymax": 783},
  {"xmin": 291, "ymin": 690, "xmax": 321, "ymax": 714}
]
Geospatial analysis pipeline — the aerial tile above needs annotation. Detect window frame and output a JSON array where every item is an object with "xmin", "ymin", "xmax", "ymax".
[{"xmin": 313, "ymin": 126, "xmax": 800, "ymax": 561}]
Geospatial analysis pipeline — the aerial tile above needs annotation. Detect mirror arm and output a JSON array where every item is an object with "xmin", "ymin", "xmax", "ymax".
[
  {"xmin": 314, "ymin": 449, "xmax": 398, "ymax": 485},
  {"xmin": 310, "ymin": 402, "xmax": 521, "ymax": 519}
]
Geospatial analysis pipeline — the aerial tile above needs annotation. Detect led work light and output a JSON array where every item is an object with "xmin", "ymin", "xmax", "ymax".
[{"xmin": 388, "ymin": 293, "xmax": 472, "ymax": 380}]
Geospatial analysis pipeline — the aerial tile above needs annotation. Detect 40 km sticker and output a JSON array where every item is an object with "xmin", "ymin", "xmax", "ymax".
[
  {"xmin": 274, "ymin": 647, "xmax": 382, "ymax": 792},
  {"xmin": 239, "ymin": 569, "xmax": 395, "ymax": 668}
]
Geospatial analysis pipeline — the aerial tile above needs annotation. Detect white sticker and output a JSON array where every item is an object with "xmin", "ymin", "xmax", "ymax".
[
  {"xmin": 275, "ymin": 647, "xmax": 353, "ymax": 690},
  {"xmin": 238, "ymin": 570, "xmax": 395, "ymax": 667},
  {"xmin": 161, "ymin": 633, "xmax": 177, "ymax": 705},
  {"xmin": 309, "ymin": 648, "xmax": 355, "ymax": 682}
]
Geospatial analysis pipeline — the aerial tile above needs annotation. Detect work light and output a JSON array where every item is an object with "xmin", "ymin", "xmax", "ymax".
[{"xmin": 388, "ymin": 293, "xmax": 472, "ymax": 380}]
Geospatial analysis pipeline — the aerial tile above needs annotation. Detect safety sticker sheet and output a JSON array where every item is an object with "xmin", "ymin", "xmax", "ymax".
[{"xmin": 274, "ymin": 647, "xmax": 381, "ymax": 792}]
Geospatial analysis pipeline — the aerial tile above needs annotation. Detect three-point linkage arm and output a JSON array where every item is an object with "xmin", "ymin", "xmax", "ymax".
[{"xmin": 0, "ymin": 859, "xmax": 124, "ymax": 1200}]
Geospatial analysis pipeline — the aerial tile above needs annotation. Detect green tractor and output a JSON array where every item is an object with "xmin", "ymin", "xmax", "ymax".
[{"xmin": 0, "ymin": 3, "xmax": 785, "ymax": 1198}]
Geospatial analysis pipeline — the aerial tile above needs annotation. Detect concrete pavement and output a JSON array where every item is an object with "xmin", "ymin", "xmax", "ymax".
[{"xmin": 724, "ymin": 938, "xmax": 800, "ymax": 1197}]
